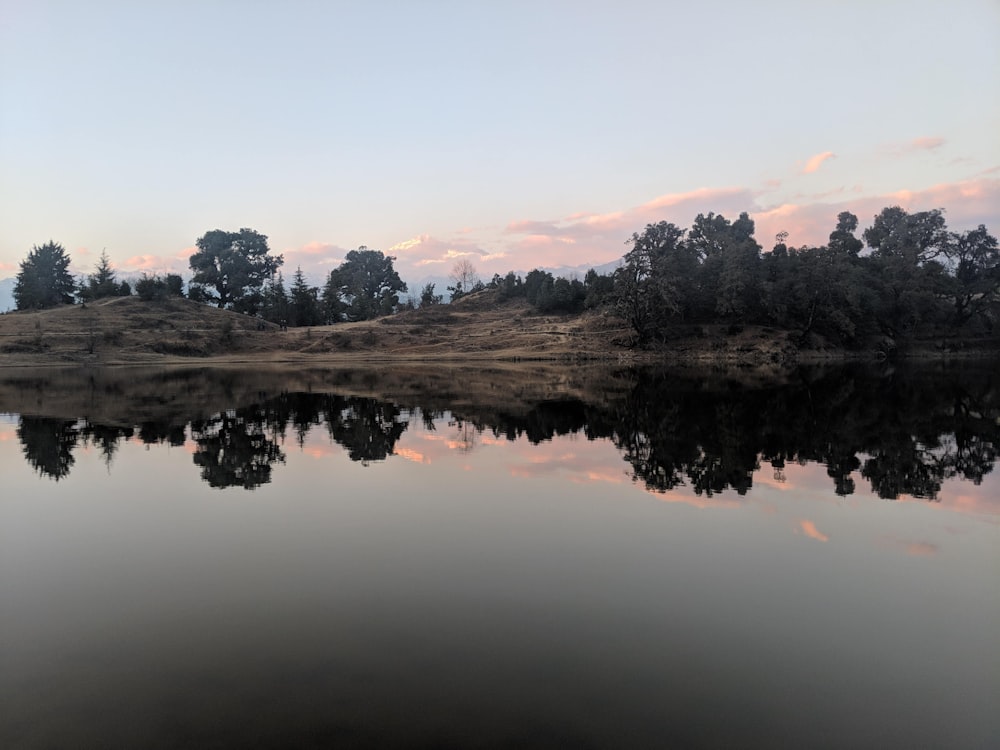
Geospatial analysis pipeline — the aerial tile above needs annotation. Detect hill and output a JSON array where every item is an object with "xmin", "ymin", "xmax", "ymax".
[
  {"xmin": 10, "ymin": 288, "xmax": 978, "ymax": 368},
  {"xmin": 0, "ymin": 291, "xmax": 643, "ymax": 366}
]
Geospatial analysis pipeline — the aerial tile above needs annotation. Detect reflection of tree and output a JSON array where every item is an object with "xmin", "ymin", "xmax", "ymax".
[
  {"xmin": 7, "ymin": 363, "xmax": 998, "ymax": 499},
  {"xmin": 17, "ymin": 416, "xmax": 79, "ymax": 480},
  {"xmin": 323, "ymin": 396, "xmax": 408, "ymax": 464},
  {"xmin": 137, "ymin": 420, "xmax": 186, "ymax": 446},
  {"xmin": 597, "ymin": 364, "xmax": 1000, "ymax": 500},
  {"xmin": 80, "ymin": 423, "xmax": 133, "ymax": 468},
  {"xmin": 190, "ymin": 407, "xmax": 286, "ymax": 489}
]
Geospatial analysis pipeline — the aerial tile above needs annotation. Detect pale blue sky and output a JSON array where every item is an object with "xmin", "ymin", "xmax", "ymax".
[{"xmin": 1, "ymin": 0, "xmax": 998, "ymax": 283}]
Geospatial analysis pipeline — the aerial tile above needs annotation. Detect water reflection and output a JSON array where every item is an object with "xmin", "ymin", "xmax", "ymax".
[
  {"xmin": 1, "ymin": 363, "xmax": 998, "ymax": 749},
  {"xmin": 3, "ymin": 362, "xmax": 998, "ymax": 499}
]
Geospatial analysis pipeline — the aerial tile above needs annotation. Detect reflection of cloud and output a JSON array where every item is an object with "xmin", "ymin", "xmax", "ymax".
[
  {"xmin": 881, "ymin": 536, "xmax": 941, "ymax": 556},
  {"xmin": 905, "ymin": 541, "xmax": 939, "ymax": 556},
  {"xmin": 646, "ymin": 488, "xmax": 743, "ymax": 510},
  {"xmin": 798, "ymin": 519, "xmax": 829, "ymax": 542},
  {"xmin": 394, "ymin": 447, "xmax": 429, "ymax": 464},
  {"xmin": 801, "ymin": 151, "xmax": 836, "ymax": 174}
]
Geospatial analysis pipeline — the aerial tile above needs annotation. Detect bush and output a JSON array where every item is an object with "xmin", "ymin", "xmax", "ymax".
[{"xmin": 136, "ymin": 273, "xmax": 185, "ymax": 301}]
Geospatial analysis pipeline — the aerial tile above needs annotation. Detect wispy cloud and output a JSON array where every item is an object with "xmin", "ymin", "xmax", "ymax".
[
  {"xmin": 801, "ymin": 151, "xmax": 836, "ymax": 174},
  {"xmin": 753, "ymin": 176, "xmax": 1000, "ymax": 249},
  {"xmin": 882, "ymin": 135, "xmax": 946, "ymax": 158}
]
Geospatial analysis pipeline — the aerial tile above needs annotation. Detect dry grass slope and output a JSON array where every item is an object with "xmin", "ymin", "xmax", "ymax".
[{"xmin": 0, "ymin": 291, "xmax": 635, "ymax": 367}]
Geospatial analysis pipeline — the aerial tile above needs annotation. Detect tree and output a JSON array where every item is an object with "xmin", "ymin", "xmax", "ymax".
[
  {"xmin": 288, "ymin": 267, "xmax": 323, "ymax": 326},
  {"xmin": 322, "ymin": 247, "xmax": 407, "ymax": 322},
  {"xmin": 613, "ymin": 221, "xmax": 692, "ymax": 344},
  {"xmin": 14, "ymin": 241, "xmax": 76, "ymax": 310},
  {"xmin": 188, "ymin": 228, "xmax": 283, "ymax": 315},
  {"xmin": 448, "ymin": 259, "xmax": 479, "ymax": 300},
  {"xmin": 420, "ymin": 282, "xmax": 442, "ymax": 306},
  {"xmin": 943, "ymin": 225, "xmax": 1000, "ymax": 328},
  {"xmin": 261, "ymin": 272, "xmax": 289, "ymax": 325},
  {"xmin": 863, "ymin": 207, "xmax": 951, "ymax": 337},
  {"xmin": 78, "ymin": 250, "xmax": 128, "ymax": 302},
  {"xmin": 135, "ymin": 273, "xmax": 184, "ymax": 301},
  {"xmin": 828, "ymin": 211, "xmax": 864, "ymax": 259}
]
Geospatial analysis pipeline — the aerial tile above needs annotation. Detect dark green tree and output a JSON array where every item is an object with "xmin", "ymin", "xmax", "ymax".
[
  {"xmin": 828, "ymin": 211, "xmax": 864, "ymax": 259},
  {"xmin": 943, "ymin": 225, "xmax": 1000, "ymax": 328},
  {"xmin": 863, "ymin": 207, "xmax": 951, "ymax": 337},
  {"xmin": 14, "ymin": 241, "xmax": 76, "ymax": 310},
  {"xmin": 78, "ymin": 250, "xmax": 129, "ymax": 301},
  {"xmin": 261, "ymin": 271, "xmax": 289, "ymax": 325},
  {"xmin": 288, "ymin": 267, "xmax": 323, "ymax": 326},
  {"xmin": 420, "ymin": 282, "xmax": 442, "ymax": 306},
  {"xmin": 135, "ymin": 273, "xmax": 185, "ymax": 301},
  {"xmin": 613, "ymin": 221, "xmax": 690, "ymax": 344},
  {"xmin": 322, "ymin": 247, "xmax": 407, "ymax": 322},
  {"xmin": 583, "ymin": 268, "xmax": 614, "ymax": 309},
  {"xmin": 188, "ymin": 228, "xmax": 283, "ymax": 315}
]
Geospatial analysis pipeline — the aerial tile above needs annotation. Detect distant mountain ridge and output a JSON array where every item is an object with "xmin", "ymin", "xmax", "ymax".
[{"xmin": 0, "ymin": 277, "xmax": 14, "ymax": 312}]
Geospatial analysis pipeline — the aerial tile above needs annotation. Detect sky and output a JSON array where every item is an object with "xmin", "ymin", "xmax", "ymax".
[{"xmin": 1, "ymin": 0, "xmax": 998, "ymax": 287}]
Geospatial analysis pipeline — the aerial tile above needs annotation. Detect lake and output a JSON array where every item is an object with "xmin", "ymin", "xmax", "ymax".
[{"xmin": 1, "ymin": 362, "xmax": 998, "ymax": 749}]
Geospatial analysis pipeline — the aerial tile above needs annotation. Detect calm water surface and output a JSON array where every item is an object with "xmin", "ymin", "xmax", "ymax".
[{"xmin": 1, "ymin": 364, "xmax": 997, "ymax": 749}]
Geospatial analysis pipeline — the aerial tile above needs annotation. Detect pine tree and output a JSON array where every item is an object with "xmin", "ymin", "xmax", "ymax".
[{"xmin": 14, "ymin": 241, "xmax": 76, "ymax": 310}]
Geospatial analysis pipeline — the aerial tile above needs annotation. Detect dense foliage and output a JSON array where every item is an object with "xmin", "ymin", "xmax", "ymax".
[
  {"xmin": 188, "ymin": 228, "xmax": 283, "ymax": 315},
  {"xmin": 609, "ymin": 207, "xmax": 999, "ymax": 348},
  {"xmin": 13, "ymin": 241, "xmax": 76, "ymax": 310}
]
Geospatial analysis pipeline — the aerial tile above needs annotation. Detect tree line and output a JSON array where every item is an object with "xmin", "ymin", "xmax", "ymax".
[
  {"xmin": 11, "ymin": 205, "xmax": 1000, "ymax": 346},
  {"xmin": 610, "ymin": 207, "xmax": 999, "ymax": 347}
]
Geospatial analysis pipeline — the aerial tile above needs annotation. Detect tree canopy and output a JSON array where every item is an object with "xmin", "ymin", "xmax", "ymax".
[
  {"xmin": 322, "ymin": 247, "xmax": 407, "ymax": 322},
  {"xmin": 609, "ymin": 206, "xmax": 1000, "ymax": 347},
  {"xmin": 188, "ymin": 228, "xmax": 283, "ymax": 315},
  {"xmin": 14, "ymin": 241, "xmax": 76, "ymax": 310}
]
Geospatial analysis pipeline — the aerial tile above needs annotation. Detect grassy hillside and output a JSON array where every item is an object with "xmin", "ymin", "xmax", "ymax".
[{"xmin": 0, "ymin": 291, "xmax": 640, "ymax": 366}]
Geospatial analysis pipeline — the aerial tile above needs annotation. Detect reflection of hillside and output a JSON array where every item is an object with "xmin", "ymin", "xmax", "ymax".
[{"xmin": 8, "ymin": 362, "xmax": 999, "ymax": 498}]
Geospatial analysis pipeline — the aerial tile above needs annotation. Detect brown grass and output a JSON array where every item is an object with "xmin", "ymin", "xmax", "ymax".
[{"xmin": 0, "ymin": 293, "xmax": 636, "ymax": 367}]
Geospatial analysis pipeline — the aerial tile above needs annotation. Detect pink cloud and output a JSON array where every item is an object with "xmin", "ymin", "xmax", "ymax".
[
  {"xmin": 275, "ymin": 176, "xmax": 999, "ymax": 283},
  {"xmin": 0, "ymin": 261, "xmax": 14, "ymax": 273},
  {"xmin": 911, "ymin": 136, "xmax": 945, "ymax": 151},
  {"xmin": 121, "ymin": 254, "xmax": 184, "ymax": 273},
  {"xmin": 282, "ymin": 241, "xmax": 350, "ymax": 272},
  {"xmin": 882, "ymin": 136, "xmax": 946, "ymax": 158},
  {"xmin": 496, "ymin": 187, "xmax": 757, "ymax": 268},
  {"xmin": 801, "ymin": 151, "xmax": 836, "ymax": 174},
  {"xmin": 387, "ymin": 234, "xmax": 505, "ymax": 275},
  {"xmin": 755, "ymin": 176, "xmax": 1000, "ymax": 249}
]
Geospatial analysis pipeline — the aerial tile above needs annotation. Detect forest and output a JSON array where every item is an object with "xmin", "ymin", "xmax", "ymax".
[{"xmin": 10, "ymin": 204, "xmax": 1000, "ymax": 351}]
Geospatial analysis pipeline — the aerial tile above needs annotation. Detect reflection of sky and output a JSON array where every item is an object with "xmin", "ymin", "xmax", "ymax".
[
  {"xmin": 3, "ymin": 413, "xmax": 999, "ymax": 529},
  {"xmin": 2, "ymin": 410, "xmax": 998, "ymax": 748}
]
